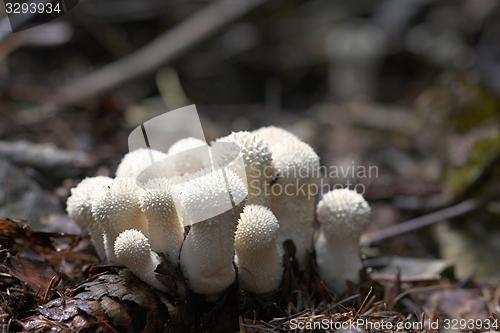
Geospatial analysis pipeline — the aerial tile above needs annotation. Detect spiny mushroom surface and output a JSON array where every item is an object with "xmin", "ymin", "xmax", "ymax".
[
  {"xmin": 66, "ymin": 176, "xmax": 112, "ymax": 260},
  {"xmin": 115, "ymin": 148, "xmax": 167, "ymax": 178},
  {"xmin": 235, "ymin": 205, "xmax": 283, "ymax": 294},
  {"xmin": 91, "ymin": 177, "xmax": 149, "ymax": 262},
  {"xmin": 177, "ymin": 169, "xmax": 247, "ymax": 296},
  {"xmin": 315, "ymin": 188, "xmax": 370, "ymax": 293},
  {"xmin": 67, "ymin": 124, "xmax": 326, "ymax": 296},
  {"xmin": 139, "ymin": 177, "xmax": 184, "ymax": 265},
  {"xmin": 167, "ymin": 137, "xmax": 206, "ymax": 155},
  {"xmin": 253, "ymin": 126, "xmax": 319, "ymax": 269},
  {"xmin": 253, "ymin": 126, "xmax": 299, "ymax": 144},
  {"xmin": 167, "ymin": 137, "xmax": 210, "ymax": 175},
  {"xmin": 114, "ymin": 229, "xmax": 167, "ymax": 291},
  {"xmin": 216, "ymin": 131, "xmax": 274, "ymax": 206}
]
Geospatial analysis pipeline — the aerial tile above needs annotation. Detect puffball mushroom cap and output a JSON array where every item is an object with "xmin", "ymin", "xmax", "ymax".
[
  {"xmin": 114, "ymin": 229, "xmax": 166, "ymax": 292},
  {"xmin": 235, "ymin": 205, "xmax": 279, "ymax": 252},
  {"xmin": 66, "ymin": 176, "xmax": 112, "ymax": 228},
  {"xmin": 66, "ymin": 176, "xmax": 112, "ymax": 260},
  {"xmin": 116, "ymin": 148, "xmax": 167, "ymax": 178},
  {"xmin": 253, "ymin": 126, "xmax": 299, "ymax": 145},
  {"xmin": 316, "ymin": 188, "xmax": 370, "ymax": 238},
  {"xmin": 167, "ymin": 137, "xmax": 210, "ymax": 175},
  {"xmin": 139, "ymin": 177, "xmax": 176, "ymax": 222},
  {"xmin": 271, "ymin": 140, "xmax": 319, "ymax": 184},
  {"xmin": 174, "ymin": 168, "xmax": 247, "ymax": 224},
  {"xmin": 167, "ymin": 137, "xmax": 206, "ymax": 155},
  {"xmin": 91, "ymin": 177, "xmax": 147, "ymax": 230},
  {"xmin": 114, "ymin": 229, "xmax": 151, "ymax": 266},
  {"xmin": 139, "ymin": 177, "xmax": 184, "ymax": 263},
  {"xmin": 217, "ymin": 131, "xmax": 274, "ymax": 205},
  {"xmin": 216, "ymin": 131, "xmax": 273, "ymax": 179},
  {"xmin": 254, "ymin": 126, "xmax": 319, "ymax": 186},
  {"xmin": 91, "ymin": 177, "xmax": 148, "ymax": 261}
]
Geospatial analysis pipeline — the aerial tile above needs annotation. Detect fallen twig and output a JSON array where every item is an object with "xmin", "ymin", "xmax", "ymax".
[
  {"xmin": 42, "ymin": 0, "xmax": 268, "ymax": 113},
  {"xmin": 0, "ymin": 140, "xmax": 89, "ymax": 174},
  {"xmin": 361, "ymin": 198, "xmax": 483, "ymax": 246}
]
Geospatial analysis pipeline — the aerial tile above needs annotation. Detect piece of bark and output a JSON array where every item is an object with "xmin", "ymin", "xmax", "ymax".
[{"xmin": 19, "ymin": 270, "xmax": 178, "ymax": 333}]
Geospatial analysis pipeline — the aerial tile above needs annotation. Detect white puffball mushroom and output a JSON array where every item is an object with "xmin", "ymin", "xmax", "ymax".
[
  {"xmin": 178, "ymin": 169, "xmax": 247, "ymax": 296},
  {"xmin": 315, "ymin": 188, "xmax": 371, "ymax": 293},
  {"xmin": 235, "ymin": 205, "xmax": 283, "ymax": 294},
  {"xmin": 114, "ymin": 229, "xmax": 167, "ymax": 292},
  {"xmin": 66, "ymin": 176, "xmax": 112, "ymax": 260},
  {"xmin": 216, "ymin": 131, "xmax": 274, "ymax": 206},
  {"xmin": 167, "ymin": 137, "xmax": 206, "ymax": 155},
  {"xmin": 253, "ymin": 126, "xmax": 319, "ymax": 269},
  {"xmin": 91, "ymin": 177, "xmax": 149, "ymax": 262},
  {"xmin": 115, "ymin": 148, "xmax": 167, "ymax": 178},
  {"xmin": 253, "ymin": 126, "xmax": 299, "ymax": 144},
  {"xmin": 167, "ymin": 137, "xmax": 210, "ymax": 175},
  {"xmin": 139, "ymin": 177, "xmax": 184, "ymax": 264}
]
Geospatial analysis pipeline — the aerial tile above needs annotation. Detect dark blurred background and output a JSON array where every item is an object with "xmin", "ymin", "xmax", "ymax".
[{"xmin": 0, "ymin": 0, "xmax": 499, "ymax": 284}]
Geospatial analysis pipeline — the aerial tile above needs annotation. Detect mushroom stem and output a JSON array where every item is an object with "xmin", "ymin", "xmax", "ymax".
[
  {"xmin": 180, "ymin": 211, "xmax": 237, "ymax": 295},
  {"xmin": 315, "ymin": 232, "xmax": 362, "ymax": 293},
  {"xmin": 235, "ymin": 205, "xmax": 282, "ymax": 294},
  {"xmin": 87, "ymin": 227, "xmax": 106, "ymax": 260},
  {"xmin": 272, "ymin": 194, "xmax": 315, "ymax": 267},
  {"xmin": 139, "ymin": 178, "xmax": 184, "ymax": 265},
  {"xmin": 236, "ymin": 247, "xmax": 282, "ymax": 293}
]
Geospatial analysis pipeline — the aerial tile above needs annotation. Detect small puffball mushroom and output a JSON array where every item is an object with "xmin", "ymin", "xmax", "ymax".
[
  {"xmin": 253, "ymin": 126, "xmax": 299, "ymax": 146},
  {"xmin": 235, "ymin": 205, "xmax": 283, "ymax": 294},
  {"xmin": 116, "ymin": 148, "xmax": 167, "ymax": 178},
  {"xmin": 167, "ymin": 137, "xmax": 206, "ymax": 155},
  {"xmin": 253, "ymin": 126, "xmax": 319, "ymax": 269},
  {"xmin": 66, "ymin": 176, "xmax": 112, "ymax": 260},
  {"xmin": 167, "ymin": 137, "xmax": 209, "ymax": 175},
  {"xmin": 315, "ymin": 188, "xmax": 370, "ymax": 293},
  {"xmin": 139, "ymin": 177, "xmax": 184, "ymax": 264},
  {"xmin": 91, "ymin": 177, "xmax": 149, "ymax": 262},
  {"xmin": 178, "ymin": 169, "xmax": 247, "ymax": 296},
  {"xmin": 216, "ymin": 131, "xmax": 274, "ymax": 206},
  {"xmin": 114, "ymin": 229, "xmax": 167, "ymax": 291}
]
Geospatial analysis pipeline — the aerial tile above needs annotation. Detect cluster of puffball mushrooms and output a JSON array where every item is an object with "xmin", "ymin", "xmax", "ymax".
[{"xmin": 67, "ymin": 126, "xmax": 371, "ymax": 297}]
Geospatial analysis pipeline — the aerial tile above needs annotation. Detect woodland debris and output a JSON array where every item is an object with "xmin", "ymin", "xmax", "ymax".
[
  {"xmin": 0, "ymin": 140, "xmax": 90, "ymax": 175},
  {"xmin": 0, "ymin": 160, "xmax": 61, "ymax": 225}
]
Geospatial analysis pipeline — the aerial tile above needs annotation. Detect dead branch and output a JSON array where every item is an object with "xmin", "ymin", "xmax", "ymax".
[
  {"xmin": 361, "ymin": 198, "xmax": 482, "ymax": 246},
  {"xmin": 0, "ymin": 140, "xmax": 89, "ymax": 174},
  {"xmin": 43, "ymin": 0, "xmax": 268, "ymax": 112}
]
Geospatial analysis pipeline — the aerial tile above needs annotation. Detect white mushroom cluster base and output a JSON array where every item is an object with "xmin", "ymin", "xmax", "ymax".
[{"xmin": 67, "ymin": 126, "xmax": 371, "ymax": 298}]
